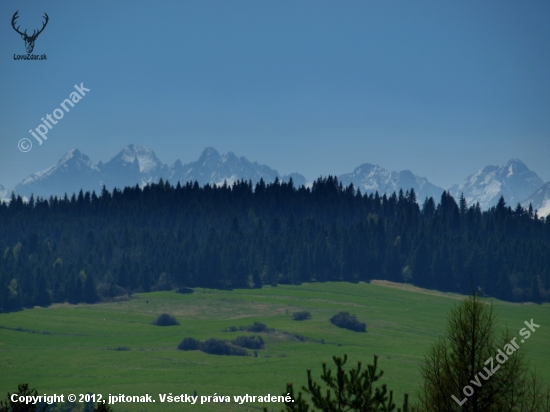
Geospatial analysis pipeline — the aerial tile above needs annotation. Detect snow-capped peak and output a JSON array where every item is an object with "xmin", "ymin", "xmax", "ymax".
[
  {"xmin": 338, "ymin": 163, "xmax": 443, "ymax": 201},
  {"xmin": 449, "ymin": 159, "xmax": 543, "ymax": 209},
  {"xmin": 52, "ymin": 148, "xmax": 99, "ymax": 170},
  {"xmin": 115, "ymin": 144, "xmax": 163, "ymax": 174},
  {"xmin": 197, "ymin": 147, "xmax": 222, "ymax": 167},
  {"xmin": 522, "ymin": 181, "xmax": 550, "ymax": 217}
]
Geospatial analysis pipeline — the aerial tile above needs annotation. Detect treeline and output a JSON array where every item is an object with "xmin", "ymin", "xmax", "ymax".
[{"xmin": 1, "ymin": 176, "xmax": 549, "ymax": 311}]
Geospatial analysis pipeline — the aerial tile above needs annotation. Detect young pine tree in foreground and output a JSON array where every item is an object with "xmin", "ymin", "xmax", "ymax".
[
  {"xmin": 415, "ymin": 293, "xmax": 550, "ymax": 411},
  {"xmin": 1, "ymin": 384, "xmax": 114, "ymax": 412},
  {"xmin": 268, "ymin": 354, "xmax": 410, "ymax": 412}
]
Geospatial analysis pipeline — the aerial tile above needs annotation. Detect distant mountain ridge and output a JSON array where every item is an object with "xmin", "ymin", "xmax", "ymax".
[
  {"xmin": 339, "ymin": 163, "xmax": 444, "ymax": 202},
  {"xmin": 448, "ymin": 159, "xmax": 545, "ymax": 210},
  {"xmin": 2, "ymin": 146, "xmax": 549, "ymax": 216},
  {"xmin": 98, "ymin": 144, "xmax": 169, "ymax": 190},
  {"xmin": 13, "ymin": 149, "xmax": 102, "ymax": 199},
  {"xmin": 167, "ymin": 147, "xmax": 302, "ymax": 187},
  {"xmin": 10, "ymin": 145, "xmax": 306, "ymax": 199}
]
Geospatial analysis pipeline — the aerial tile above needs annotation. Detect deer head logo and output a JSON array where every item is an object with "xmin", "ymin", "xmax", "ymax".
[{"xmin": 11, "ymin": 11, "xmax": 49, "ymax": 54}]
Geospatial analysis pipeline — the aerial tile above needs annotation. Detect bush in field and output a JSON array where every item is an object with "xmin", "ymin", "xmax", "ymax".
[
  {"xmin": 246, "ymin": 322, "xmax": 272, "ymax": 333},
  {"xmin": 200, "ymin": 338, "xmax": 248, "ymax": 356},
  {"xmin": 153, "ymin": 313, "xmax": 179, "ymax": 326},
  {"xmin": 177, "ymin": 337, "xmax": 248, "ymax": 356},
  {"xmin": 109, "ymin": 346, "xmax": 130, "ymax": 351},
  {"xmin": 232, "ymin": 335, "xmax": 265, "ymax": 349},
  {"xmin": 293, "ymin": 311, "xmax": 311, "ymax": 321},
  {"xmin": 330, "ymin": 312, "xmax": 366, "ymax": 332},
  {"xmin": 223, "ymin": 321, "xmax": 274, "ymax": 333},
  {"xmin": 178, "ymin": 337, "xmax": 200, "ymax": 351}
]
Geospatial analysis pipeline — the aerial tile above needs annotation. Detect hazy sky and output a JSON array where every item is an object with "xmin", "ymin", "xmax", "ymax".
[{"xmin": 1, "ymin": 1, "xmax": 549, "ymax": 189}]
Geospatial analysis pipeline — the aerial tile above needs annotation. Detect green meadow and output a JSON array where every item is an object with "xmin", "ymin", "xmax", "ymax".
[{"xmin": 0, "ymin": 281, "xmax": 548, "ymax": 411}]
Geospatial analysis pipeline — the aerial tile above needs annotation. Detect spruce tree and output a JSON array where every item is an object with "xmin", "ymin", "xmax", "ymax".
[
  {"xmin": 270, "ymin": 355, "xmax": 410, "ymax": 411},
  {"xmin": 416, "ymin": 293, "xmax": 549, "ymax": 411},
  {"xmin": 0, "ymin": 384, "xmax": 46, "ymax": 412}
]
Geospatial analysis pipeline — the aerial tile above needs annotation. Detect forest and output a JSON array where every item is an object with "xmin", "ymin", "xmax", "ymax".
[{"xmin": 1, "ymin": 176, "xmax": 549, "ymax": 312}]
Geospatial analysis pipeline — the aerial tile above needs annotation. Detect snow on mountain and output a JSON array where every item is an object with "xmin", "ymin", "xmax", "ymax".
[
  {"xmin": 449, "ymin": 159, "xmax": 544, "ymax": 210},
  {"xmin": 13, "ymin": 149, "xmax": 103, "ymax": 198},
  {"xmin": 338, "ymin": 163, "xmax": 444, "ymax": 201},
  {"xmin": 522, "ymin": 182, "xmax": 550, "ymax": 217},
  {"xmin": 168, "ymin": 147, "xmax": 304, "ymax": 187},
  {"xmin": 0, "ymin": 184, "xmax": 8, "ymax": 201},
  {"xmin": 282, "ymin": 173, "xmax": 307, "ymax": 188},
  {"xmin": 7, "ymin": 147, "xmax": 546, "ymax": 212},
  {"xmin": 8, "ymin": 146, "xmax": 307, "ymax": 200},
  {"xmin": 121, "ymin": 145, "xmax": 160, "ymax": 174},
  {"xmin": 99, "ymin": 144, "xmax": 168, "ymax": 189}
]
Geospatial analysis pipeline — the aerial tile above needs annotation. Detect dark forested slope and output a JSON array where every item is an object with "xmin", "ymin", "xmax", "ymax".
[{"xmin": 1, "ymin": 177, "xmax": 549, "ymax": 311}]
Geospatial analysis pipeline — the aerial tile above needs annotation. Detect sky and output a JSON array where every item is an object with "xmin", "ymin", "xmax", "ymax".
[{"xmin": 1, "ymin": 1, "xmax": 549, "ymax": 190}]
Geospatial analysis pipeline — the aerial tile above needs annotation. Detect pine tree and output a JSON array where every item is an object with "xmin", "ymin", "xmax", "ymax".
[
  {"xmin": 94, "ymin": 402, "xmax": 114, "ymax": 412},
  {"xmin": 68, "ymin": 275, "xmax": 83, "ymax": 304},
  {"xmin": 269, "ymin": 354, "xmax": 410, "ymax": 412},
  {"xmin": 416, "ymin": 293, "xmax": 549, "ymax": 411},
  {"xmin": 83, "ymin": 272, "xmax": 99, "ymax": 303},
  {"xmin": 0, "ymin": 383, "xmax": 47, "ymax": 412},
  {"xmin": 34, "ymin": 274, "xmax": 51, "ymax": 307}
]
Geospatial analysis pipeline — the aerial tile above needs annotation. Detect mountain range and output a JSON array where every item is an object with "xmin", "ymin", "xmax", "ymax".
[
  {"xmin": 9, "ymin": 145, "xmax": 307, "ymax": 200},
  {"xmin": 339, "ymin": 163, "xmax": 443, "ymax": 202},
  {"xmin": 2, "ymin": 145, "xmax": 549, "ymax": 216},
  {"xmin": 448, "ymin": 159, "xmax": 544, "ymax": 211}
]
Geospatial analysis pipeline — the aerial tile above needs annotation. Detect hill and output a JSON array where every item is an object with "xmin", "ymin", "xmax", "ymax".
[
  {"xmin": 0, "ymin": 282, "xmax": 548, "ymax": 411},
  {"xmin": 1, "ymin": 178, "xmax": 549, "ymax": 309}
]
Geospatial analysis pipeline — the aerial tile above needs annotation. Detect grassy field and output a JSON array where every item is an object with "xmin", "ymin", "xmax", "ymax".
[{"xmin": 0, "ymin": 281, "xmax": 548, "ymax": 411}]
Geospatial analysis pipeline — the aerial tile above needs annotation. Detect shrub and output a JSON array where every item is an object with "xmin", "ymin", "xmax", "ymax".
[
  {"xmin": 109, "ymin": 346, "xmax": 130, "ymax": 351},
  {"xmin": 232, "ymin": 335, "xmax": 265, "ymax": 349},
  {"xmin": 290, "ymin": 333, "xmax": 307, "ymax": 342},
  {"xmin": 177, "ymin": 287, "xmax": 194, "ymax": 294},
  {"xmin": 293, "ymin": 311, "xmax": 311, "ymax": 321},
  {"xmin": 246, "ymin": 322, "xmax": 271, "ymax": 333},
  {"xmin": 330, "ymin": 312, "xmax": 366, "ymax": 332},
  {"xmin": 200, "ymin": 338, "xmax": 248, "ymax": 356},
  {"xmin": 177, "ymin": 337, "xmax": 249, "ymax": 356},
  {"xmin": 178, "ymin": 337, "xmax": 200, "ymax": 351},
  {"xmin": 223, "ymin": 322, "xmax": 274, "ymax": 333},
  {"xmin": 153, "ymin": 313, "xmax": 179, "ymax": 326}
]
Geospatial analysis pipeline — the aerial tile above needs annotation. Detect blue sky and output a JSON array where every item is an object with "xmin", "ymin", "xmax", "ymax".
[{"xmin": 1, "ymin": 1, "xmax": 549, "ymax": 189}]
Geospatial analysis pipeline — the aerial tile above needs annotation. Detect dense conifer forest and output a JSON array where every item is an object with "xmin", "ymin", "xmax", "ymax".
[{"xmin": 1, "ymin": 176, "xmax": 549, "ymax": 311}]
